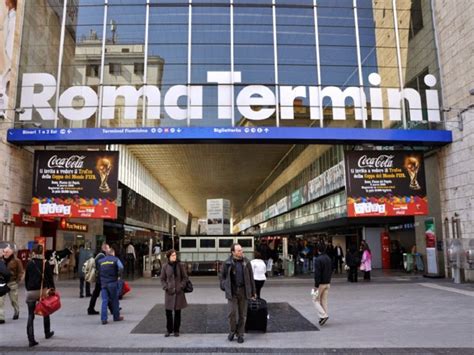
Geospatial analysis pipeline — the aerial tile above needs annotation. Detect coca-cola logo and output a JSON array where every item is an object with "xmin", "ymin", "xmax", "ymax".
[
  {"xmin": 357, "ymin": 155, "xmax": 394, "ymax": 168},
  {"xmin": 47, "ymin": 155, "xmax": 86, "ymax": 169}
]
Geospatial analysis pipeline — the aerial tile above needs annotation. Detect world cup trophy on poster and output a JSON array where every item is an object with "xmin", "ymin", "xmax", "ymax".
[
  {"xmin": 96, "ymin": 157, "xmax": 113, "ymax": 193},
  {"xmin": 404, "ymin": 156, "xmax": 421, "ymax": 190}
]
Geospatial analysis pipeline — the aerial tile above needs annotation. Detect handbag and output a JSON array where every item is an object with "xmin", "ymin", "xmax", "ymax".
[
  {"xmin": 34, "ymin": 260, "xmax": 61, "ymax": 317},
  {"xmin": 0, "ymin": 280, "xmax": 10, "ymax": 297},
  {"xmin": 183, "ymin": 279, "xmax": 193, "ymax": 293},
  {"xmin": 122, "ymin": 281, "xmax": 131, "ymax": 296}
]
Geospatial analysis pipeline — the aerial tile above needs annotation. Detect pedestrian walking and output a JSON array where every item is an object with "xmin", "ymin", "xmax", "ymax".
[
  {"xmin": 125, "ymin": 243, "xmax": 136, "ymax": 278},
  {"xmin": 78, "ymin": 244, "xmax": 93, "ymax": 298},
  {"xmin": 24, "ymin": 244, "xmax": 55, "ymax": 347},
  {"xmin": 250, "ymin": 252, "xmax": 266, "ymax": 299},
  {"xmin": 0, "ymin": 244, "xmax": 12, "ymax": 325},
  {"xmin": 160, "ymin": 249, "xmax": 188, "ymax": 337},
  {"xmin": 313, "ymin": 242, "xmax": 332, "ymax": 326},
  {"xmin": 335, "ymin": 244, "xmax": 344, "ymax": 274},
  {"xmin": 87, "ymin": 243, "xmax": 112, "ymax": 315},
  {"xmin": 219, "ymin": 243, "xmax": 256, "ymax": 344},
  {"xmin": 0, "ymin": 242, "xmax": 23, "ymax": 321},
  {"xmin": 98, "ymin": 247, "xmax": 124, "ymax": 324},
  {"xmin": 360, "ymin": 243, "xmax": 372, "ymax": 281},
  {"xmin": 345, "ymin": 245, "xmax": 360, "ymax": 282}
]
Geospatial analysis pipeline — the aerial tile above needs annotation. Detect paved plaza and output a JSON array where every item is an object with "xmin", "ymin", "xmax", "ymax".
[{"xmin": 1, "ymin": 272, "xmax": 473, "ymax": 354}]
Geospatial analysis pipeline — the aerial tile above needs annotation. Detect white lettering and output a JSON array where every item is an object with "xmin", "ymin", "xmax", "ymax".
[
  {"xmin": 20, "ymin": 73, "xmax": 56, "ymax": 121},
  {"xmin": 236, "ymin": 85, "xmax": 276, "ymax": 120},
  {"xmin": 59, "ymin": 86, "xmax": 98, "ymax": 121},
  {"xmin": 280, "ymin": 86, "xmax": 306, "ymax": 120},
  {"xmin": 19, "ymin": 72, "xmax": 440, "ymax": 126},
  {"xmin": 207, "ymin": 71, "xmax": 242, "ymax": 119},
  {"xmin": 47, "ymin": 155, "xmax": 86, "ymax": 169}
]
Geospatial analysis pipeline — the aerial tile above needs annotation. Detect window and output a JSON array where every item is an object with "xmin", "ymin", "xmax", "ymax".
[
  {"xmin": 409, "ymin": 1, "xmax": 423, "ymax": 39},
  {"xmin": 121, "ymin": 48, "xmax": 130, "ymax": 53},
  {"xmin": 109, "ymin": 63, "xmax": 121, "ymax": 75},
  {"xmin": 237, "ymin": 239, "xmax": 253, "ymax": 248},
  {"xmin": 134, "ymin": 63, "xmax": 144, "ymax": 76},
  {"xmin": 86, "ymin": 64, "xmax": 99, "ymax": 77},
  {"xmin": 219, "ymin": 239, "xmax": 233, "ymax": 248},
  {"xmin": 200, "ymin": 239, "xmax": 215, "ymax": 248},
  {"xmin": 181, "ymin": 239, "xmax": 197, "ymax": 248}
]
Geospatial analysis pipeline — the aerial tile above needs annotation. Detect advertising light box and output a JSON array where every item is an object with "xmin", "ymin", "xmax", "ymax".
[
  {"xmin": 344, "ymin": 151, "xmax": 428, "ymax": 217},
  {"xmin": 32, "ymin": 151, "xmax": 119, "ymax": 219}
]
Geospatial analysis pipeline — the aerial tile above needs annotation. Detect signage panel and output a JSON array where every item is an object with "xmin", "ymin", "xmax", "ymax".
[
  {"xmin": 344, "ymin": 151, "xmax": 428, "ymax": 217},
  {"xmin": 7, "ymin": 127, "xmax": 452, "ymax": 146},
  {"xmin": 32, "ymin": 151, "xmax": 119, "ymax": 219}
]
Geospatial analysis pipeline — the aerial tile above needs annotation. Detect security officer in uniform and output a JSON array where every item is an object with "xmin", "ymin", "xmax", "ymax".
[{"xmin": 98, "ymin": 248, "xmax": 124, "ymax": 324}]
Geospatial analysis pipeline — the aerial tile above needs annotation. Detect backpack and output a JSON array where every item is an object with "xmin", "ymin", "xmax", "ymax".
[{"xmin": 83, "ymin": 257, "xmax": 96, "ymax": 283}]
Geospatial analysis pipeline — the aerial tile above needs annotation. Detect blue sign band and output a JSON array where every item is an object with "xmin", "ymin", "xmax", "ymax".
[{"xmin": 7, "ymin": 127, "xmax": 452, "ymax": 146}]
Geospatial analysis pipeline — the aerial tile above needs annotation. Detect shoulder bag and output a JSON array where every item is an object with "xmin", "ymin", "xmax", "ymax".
[{"xmin": 34, "ymin": 260, "xmax": 61, "ymax": 317}]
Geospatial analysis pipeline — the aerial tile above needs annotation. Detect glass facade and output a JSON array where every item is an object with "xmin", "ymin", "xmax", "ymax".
[{"xmin": 16, "ymin": 0, "xmax": 442, "ymax": 131}]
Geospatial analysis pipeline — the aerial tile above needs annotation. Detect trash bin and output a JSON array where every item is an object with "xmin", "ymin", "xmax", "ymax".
[
  {"xmin": 403, "ymin": 253, "xmax": 414, "ymax": 273},
  {"xmin": 283, "ymin": 259, "xmax": 295, "ymax": 277}
]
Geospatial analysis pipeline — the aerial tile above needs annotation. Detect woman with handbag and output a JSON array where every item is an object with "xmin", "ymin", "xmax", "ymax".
[
  {"xmin": 360, "ymin": 243, "xmax": 372, "ymax": 281},
  {"xmin": 24, "ymin": 244, "xmax": 55, "ymax": 347},
  {"xmin": 160, "ymin": 249, "xmax": 188, "ymax": 337}
]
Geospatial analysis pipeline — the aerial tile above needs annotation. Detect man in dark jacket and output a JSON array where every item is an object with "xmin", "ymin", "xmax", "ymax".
[
  {"xmin": 313, "ymin": 242, "xmax": 332, "ymax": 326},
  {"xmin": 98, "ymin": 247, "xmax": 124, "ymax": 324},
  {"xmin": 2, "ymin": 242, "xmax": 23, "ymax": 320},
  {"xmin": 87, "ymin": 243, "xmax": 112, "ymax": 315},
  {"xmin": 0, "ymin": 245, "xmax": 12, "ymax": 325},
  {"xmin": 219, "ymin": 243, "xmax": 256, "ymax": 344}
]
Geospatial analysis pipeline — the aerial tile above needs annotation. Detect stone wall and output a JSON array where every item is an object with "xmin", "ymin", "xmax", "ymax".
[{"xmin": 433, "ymin": 0, "xmax": 474, "ymax": 280}]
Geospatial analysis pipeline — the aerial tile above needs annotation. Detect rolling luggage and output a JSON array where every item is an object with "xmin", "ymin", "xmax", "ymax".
[{"xmin": 245, "ymin": 298, "xmax": 268, "ymax": 332}]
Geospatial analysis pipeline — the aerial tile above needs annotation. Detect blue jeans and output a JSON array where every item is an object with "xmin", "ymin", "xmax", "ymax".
[{"xmin": 101, "ymin": 281, "xmax": 120, "ymax": 322}]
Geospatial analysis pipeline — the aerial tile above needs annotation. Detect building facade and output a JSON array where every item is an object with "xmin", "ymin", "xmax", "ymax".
[{"xmin": 0, "ymin": 0, "xmax": 472, "ymax": 280}]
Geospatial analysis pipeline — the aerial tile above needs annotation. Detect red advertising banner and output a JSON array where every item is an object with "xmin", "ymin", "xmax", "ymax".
[
  {"xmin": 32, "ymin": 151, "xmax": 119, "ymax": 219},
  {"xmin": 344, "ymin": 151, "xmax": 428, "ymax": 217}
]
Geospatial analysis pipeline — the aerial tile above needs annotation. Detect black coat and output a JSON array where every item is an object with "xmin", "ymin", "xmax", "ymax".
[
  {"xmin": 346, "ymin": 250, "xmax": 361, "ymax": 268},
  {"xmin": 25, "ymin": 257, "xmax": 55, "ymax": 291},
  {"xmin": 314, "ymin": 253, "xmax": 332, "ymax": 287},
  {"xmin": 0, "ymin": 259, "xmax": 11, "ymax": 283}
]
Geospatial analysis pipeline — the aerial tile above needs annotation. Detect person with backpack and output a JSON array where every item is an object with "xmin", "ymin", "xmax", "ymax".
[{"xmin": 78, "ymin": 244, "xmax": 93, "ymax": 298}]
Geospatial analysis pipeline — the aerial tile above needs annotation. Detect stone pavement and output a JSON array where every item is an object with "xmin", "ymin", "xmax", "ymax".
[{"xmin": 0, "ymin": 271, "xmax": 473, "ymax": 354}]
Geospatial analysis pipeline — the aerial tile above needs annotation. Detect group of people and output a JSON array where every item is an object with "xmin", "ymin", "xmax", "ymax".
[
  {"xmin": 0, "ymin": 242, "xmax": 55, "ymax": 347},
  {"xmin": 0, "ymin": 238, "xmax": 373, "ymax": 347},
  {"xmin": 345, "ymin": 241, "xmax": 373, "ymax": 282}
]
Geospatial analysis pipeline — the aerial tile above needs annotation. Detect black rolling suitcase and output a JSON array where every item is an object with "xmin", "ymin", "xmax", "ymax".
[{"xmin": 245, "ymin": 298, "xmax": 268, "ymax": 332}]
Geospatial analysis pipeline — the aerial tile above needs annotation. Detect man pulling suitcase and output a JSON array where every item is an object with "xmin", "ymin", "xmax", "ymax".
[{"xmin": 219, "ymin": 243, "xmax": 256, "ymax": 344}]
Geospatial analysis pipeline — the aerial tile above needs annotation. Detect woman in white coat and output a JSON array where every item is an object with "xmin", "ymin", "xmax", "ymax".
[{"xmin": 250, "ymin": 252, "xmax": 267, "ymax": 299}]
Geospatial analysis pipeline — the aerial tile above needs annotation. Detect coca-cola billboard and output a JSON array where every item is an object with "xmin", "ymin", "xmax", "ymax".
[
  {"xmin": 32, "ymin": 151, "xmax": 119, "ymax": 219},
  {"xmin": 344, "ymin": 151, "xmax": 428, "ymax": 217}
]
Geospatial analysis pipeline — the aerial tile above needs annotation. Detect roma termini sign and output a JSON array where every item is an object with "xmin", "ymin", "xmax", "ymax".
[{"xmin": 7, "ymin": 71, "xmax": 452, "ymax": 145}]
